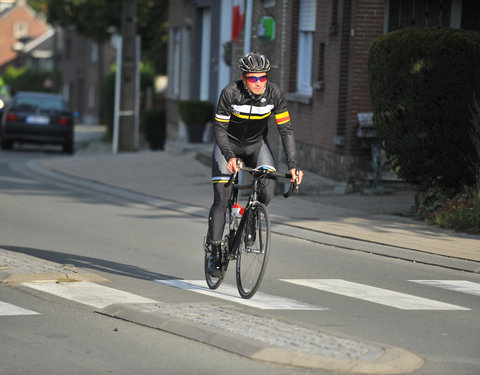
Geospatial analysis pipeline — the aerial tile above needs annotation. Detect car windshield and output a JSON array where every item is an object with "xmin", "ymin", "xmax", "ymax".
[{"xmin": 13, "ymin": 96, "xmax": 66, "ymax": 112}]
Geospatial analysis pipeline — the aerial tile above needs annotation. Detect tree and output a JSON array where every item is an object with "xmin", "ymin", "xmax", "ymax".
[{"xmin": 45, "ymin": 0, "xmax": 168, "ymax": 73}]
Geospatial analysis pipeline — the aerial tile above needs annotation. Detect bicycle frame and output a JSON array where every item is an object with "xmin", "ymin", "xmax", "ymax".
[
  {"xmin": 225, "ymin": 167, "xmax": 294, "ymax": 258},
  {"xmin": 205, "ymin": 164, "xmax": 298, "ymax": 297}
]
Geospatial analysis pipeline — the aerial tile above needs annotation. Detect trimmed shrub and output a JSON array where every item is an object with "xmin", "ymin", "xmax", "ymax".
[
  {"xmin": 2, "ymin": 65, "xmax": 59, "ymax": 93},
  {"xmin": 368, "ymin": 27, "xmax": 480, "ymax": 192},
  {"xmin": 142, "ymin": 108, "xmax": 166, "ymax": 150},
  {"xmin": 178, "ymin": 100, "xmax": 213, "ymax": 125}
]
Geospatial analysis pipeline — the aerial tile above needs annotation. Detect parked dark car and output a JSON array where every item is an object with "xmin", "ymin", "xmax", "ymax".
[{"xmin": 1, "ymin": 91, "xmax": 74, "ymax": 153}]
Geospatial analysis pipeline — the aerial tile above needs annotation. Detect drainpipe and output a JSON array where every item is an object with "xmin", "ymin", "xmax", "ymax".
[{"xmin": 243, "ymin": 0, "xmax": 253, "ymax": 53}]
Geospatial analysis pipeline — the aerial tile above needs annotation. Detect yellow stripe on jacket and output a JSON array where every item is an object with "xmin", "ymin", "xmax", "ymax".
[{"xmin": 275, "ymin": 111, "xmax": 290, "ymax": 125}]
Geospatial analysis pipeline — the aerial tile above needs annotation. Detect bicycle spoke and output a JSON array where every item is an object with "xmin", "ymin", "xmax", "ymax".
[{"xmin": 236, "ymin": 203, "xmax": 270, "ymax": 298}]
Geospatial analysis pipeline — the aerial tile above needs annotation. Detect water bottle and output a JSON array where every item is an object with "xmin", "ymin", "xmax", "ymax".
[{"xmin": 229, "ymin": 203, "xmax": 244, "ymax": 230}]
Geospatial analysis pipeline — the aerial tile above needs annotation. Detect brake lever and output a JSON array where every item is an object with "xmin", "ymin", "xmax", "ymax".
[{"xmin": 225, "ymin": 159, "xmax": 242, "ymax": 188}]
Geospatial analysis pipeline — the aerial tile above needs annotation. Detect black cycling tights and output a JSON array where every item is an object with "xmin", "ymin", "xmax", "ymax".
[{"xmin": 208, "ymin": 178, "xmax": 275, "ymax": 242}]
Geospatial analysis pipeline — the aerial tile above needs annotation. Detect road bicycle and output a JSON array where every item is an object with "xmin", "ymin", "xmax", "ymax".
[{"xmin": 204, "ymin": 165, "xmax": 298, "ymax": 299}]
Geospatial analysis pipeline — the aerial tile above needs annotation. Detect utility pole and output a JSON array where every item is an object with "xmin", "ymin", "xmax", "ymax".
[{"xmin": 115, "ymin": 0, "xmax": 138, "ymax": 152}]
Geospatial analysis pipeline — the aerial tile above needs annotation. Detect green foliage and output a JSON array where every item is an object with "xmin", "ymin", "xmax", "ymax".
[
  {"xmin": 2, "ymin": 66, "xmax": 58, "ymax": 93},
  {"xmin": 46, "ymin": 0, "xmax": 168, "ymax": 73},
  {"xmin": 178, "ymin": 100, "xmax": 214, "ymax": 125},
  {"xmin": 46, "ymin": 0, "xmax": 121, "ymax": 43},
  {"xmin": 368, "ymin": 27, "xmax": 480, "ymax": 193},
  {"xmin": 424, "ymin": 191, "xmax": 480, "ymax": 234},
  {"xmin": 142, "ymin": 108, "xmax": 166, "ymax": 150},
  {"xmin": 103, "ymin": 65, "xmax": 155, "ymax": 140},
  {"xmin": 137, "ymin": 0, "xmax": 169, "ymax": 74},
  {"xmin": 26, "ymin": 0, "xmax": 48, "ymax": 14}
]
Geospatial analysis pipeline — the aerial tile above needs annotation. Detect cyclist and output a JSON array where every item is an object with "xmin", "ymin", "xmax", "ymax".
[{"xmin": 207, "ymin": 51, "xmax": 303, "ymax": 277}]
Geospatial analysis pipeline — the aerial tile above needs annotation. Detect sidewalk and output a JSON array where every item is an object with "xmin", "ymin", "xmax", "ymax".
[{"xmin": 31, "ymin": 135, "xmax": 480, "ymax": 268}]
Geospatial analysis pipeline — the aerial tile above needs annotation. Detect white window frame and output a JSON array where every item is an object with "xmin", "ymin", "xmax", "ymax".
[
  {"xmin": 14, "ymin": 22, "xmax": 28, "ymax": 39},
  {"xmin": 87, "ymin": 84, "xmax": 95, "ymax": 110},
  {"xmin": 91, "ymin": 42, "xmax": 99, "ymax": 63},
  {"xmin": 296, "ymin": 0, "xmax": 316, "ymax": 96},
  {"xmin": 172, "ymin": 29, "xmax": 181, "ymax": 98},
  {"xmin": 199, "ymin": 7, "xmax": 211, "ymax": 101}
]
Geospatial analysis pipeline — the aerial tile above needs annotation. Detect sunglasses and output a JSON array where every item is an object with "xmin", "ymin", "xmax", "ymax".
[{"xmin": 245, "ymin": 75, "xmax": 267, "ymax": 83}]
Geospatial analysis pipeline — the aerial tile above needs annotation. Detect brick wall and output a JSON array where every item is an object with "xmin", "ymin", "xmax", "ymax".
[
  {"xmin": 285, "ymin": 0, "xmax": 385, "ymax": 184},
  {"xmin": 346, "ymin": 0, "xmax": 384, "ymax": 155},
  {"xmin": 0, "ymin": 5, "xmax": 49, "ymax": 71}
]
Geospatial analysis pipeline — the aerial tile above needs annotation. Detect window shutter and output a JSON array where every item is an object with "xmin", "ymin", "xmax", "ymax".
[{"xmin": 299, "ymin": 0, "xmax": 316, "ymax": 32}]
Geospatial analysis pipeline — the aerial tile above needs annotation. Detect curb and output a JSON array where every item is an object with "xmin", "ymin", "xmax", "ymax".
[
  {"xmin": 0, "ymin": 247, "xmax": 109, "ymax": 284},
  {"xmin": 25, "ymin": 158, "xmax": 480, "ymax": 273},
  {"xmin": 98, "ymin": 302, "xmax": 424, "ymax": 374},
  {"xmin": 0, "ymin": 271, "xmax": 109, "ymax": 284}
]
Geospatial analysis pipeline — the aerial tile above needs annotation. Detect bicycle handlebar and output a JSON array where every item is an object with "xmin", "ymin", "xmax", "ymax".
[{"xmin": 225, "ymin": 166, "xmax": 298, "ymax": 198}]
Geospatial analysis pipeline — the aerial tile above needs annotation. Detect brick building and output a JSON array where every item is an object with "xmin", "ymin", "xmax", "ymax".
[
  {"xmin": 0, "ymin": 0, "xmax": 52, "ymax": 73},
  {"xmin": 60, "ymin": 29, "xmax": 116, "ymax": 124},
  {"xmin": 166, "ymin": 0, "xmax": 480, "ymax": 190}
]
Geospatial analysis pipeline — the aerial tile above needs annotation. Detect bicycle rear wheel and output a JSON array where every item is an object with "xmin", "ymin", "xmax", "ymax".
[{"xmin": 236, "ymin": 202, "xmax": 270, "ymax": 299}]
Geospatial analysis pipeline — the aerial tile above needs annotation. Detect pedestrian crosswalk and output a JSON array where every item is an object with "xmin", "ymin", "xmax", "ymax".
[
  {"xmin": 281, "ymin": 279, "xmax": 469, "ymax": 310},
  {"xmin": 2, "ymin": 278, "xmax": 479, "ymax": 316},
  {"xmin": 0, "ymin": 300, "xmax": 39, "ymax": 316},
  {"xmin": 410, "ymin": 280, "xmax": 480, "ymax": 296},
  {"xmin": 155, "ymin": 279, "xmax": 326, "ymax": 310}
]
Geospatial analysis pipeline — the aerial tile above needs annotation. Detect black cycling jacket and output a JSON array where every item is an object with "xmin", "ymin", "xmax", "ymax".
[{"xmin": 214, "ymin": 80, "xmax": 297, "ymax": 170}]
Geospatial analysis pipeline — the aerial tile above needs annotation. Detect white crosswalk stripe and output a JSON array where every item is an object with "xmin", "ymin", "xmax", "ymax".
[
  {"xmin": 281, "ymin": 279, "xmax": 470, "ymax": 310},
  {"xmin": 0, "ymin": 300, "xmax": 40, "ymax": 316},
  {"xmin": 410, "ymin": 280, "xmax": 480, "ymax": 296},
  {"xmin": 155, "ymin": 279, "xmax": 326, "ymax": 310},
  {"xmin": 14, "ymin": 278, "xmax": 476, "ymax": 312},
  {"xmin": 22, "ymin": 282, "xmax": 158, "ymax": 309}
]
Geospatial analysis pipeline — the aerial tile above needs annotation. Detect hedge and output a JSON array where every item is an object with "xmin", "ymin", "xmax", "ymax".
[{"xmin": 368, "ymin": 27, "xmax": 480, "ymax": 192}]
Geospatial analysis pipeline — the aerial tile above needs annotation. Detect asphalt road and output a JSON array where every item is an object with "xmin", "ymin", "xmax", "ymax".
[{"xmin": 1, "ymin": 142, "xmax": 479, "ymax": 375}]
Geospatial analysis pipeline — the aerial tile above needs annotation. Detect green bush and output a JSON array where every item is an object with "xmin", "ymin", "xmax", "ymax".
[
  {"xmin": 142, "ymin": 108, "xmax": 166, "ymax": 150},
  {"xmin": 368, "ymin": 27, "xmax": 480, "ymax": 193},
  {"xmin": 2, "ymin": 65, "xmax": 59, "ymax": 93},
  {"xmin": 178, "ymin": 100, "xmax": 213, "ymax": 125}
]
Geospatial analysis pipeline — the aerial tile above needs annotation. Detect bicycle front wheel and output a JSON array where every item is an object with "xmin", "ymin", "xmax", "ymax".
[
  {"xmin": 236, "ymin": 202, "xmax": 270, "ymax": 299},
  {"xmin": 204, "ymin": 237, "xmax": 225, "ymax": 289}
]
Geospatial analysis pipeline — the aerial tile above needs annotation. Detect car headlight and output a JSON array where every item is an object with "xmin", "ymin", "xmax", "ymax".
[{"xmin": 0, "ymin": 98, "xmax": 5, "ymax": 110}]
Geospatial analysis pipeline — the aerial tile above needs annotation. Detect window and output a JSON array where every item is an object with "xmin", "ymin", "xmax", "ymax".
[
  {"xmin": 63, "ymin": 83, "xmax": 70, "ymax": 102},
  {"xmin": 88, "ymin": 84, "xmax": 95, "ymax": 110},
  {"xmin": 387, "ymin": 0, "xmax": 453, "ymax": 32},
  {"xmin": 171, "ymin": 29, "xmax": 181, "ymax": 97},
  {"xmin": 14, "ymin": 22, "xmax": 27, "ymax": 39},
  {"xmin": 91, "ymin": 42, "xmax": 98, "ymax": 63},
  {"xmin": 296, "ymin": 0, "xmax": 316, "ymax": 96}
]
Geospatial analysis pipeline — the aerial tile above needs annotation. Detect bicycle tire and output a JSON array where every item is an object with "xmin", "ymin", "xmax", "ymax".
[
  {"xmin": 204, "ymin": 255, "xmax": 225, "ymax": 289},
  {"xmin": 204, "ymin": 238, "xmax": 226, "ymax": 289},
  {"xmin": 236, "ymin": 202, "xmax": 270, "ymax": 299}
]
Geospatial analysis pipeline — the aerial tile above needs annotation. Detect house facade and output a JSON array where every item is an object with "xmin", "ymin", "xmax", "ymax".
[
  {"xmin": 0, "ymin": 0, "xmax": 52, "ymax": 74},
  {"xmin": 166, "ymin": 0, "xmax": 480, "ymax": 189},
  {"xmin": 60, "ymin": 28, "xmax": 116, "ymax": 124}
]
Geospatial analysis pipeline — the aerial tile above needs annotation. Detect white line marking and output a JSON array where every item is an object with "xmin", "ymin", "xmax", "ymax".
[
  {"xmin": 22, "ymin": 282, "xmax": 158, "ymax": 309},
  {"xmin": 155, "ymin": 279, "xmax": 326, "ymax": 310},
  {"xmin": 281, "ymin": 279, "xmax": 470, "ymax": 310},
  {"xmin": 411, "ymin": 280, "xmax": 480, "ymax": 297},
  {"xmin": 0, "ymin": 301, "xmax": 40, "ymax": 316}
]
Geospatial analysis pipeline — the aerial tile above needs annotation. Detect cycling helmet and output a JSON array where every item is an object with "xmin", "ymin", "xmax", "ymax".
[{"xmin": 239, "ymin": 52, "xmax": 271, "ymax": 73}]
